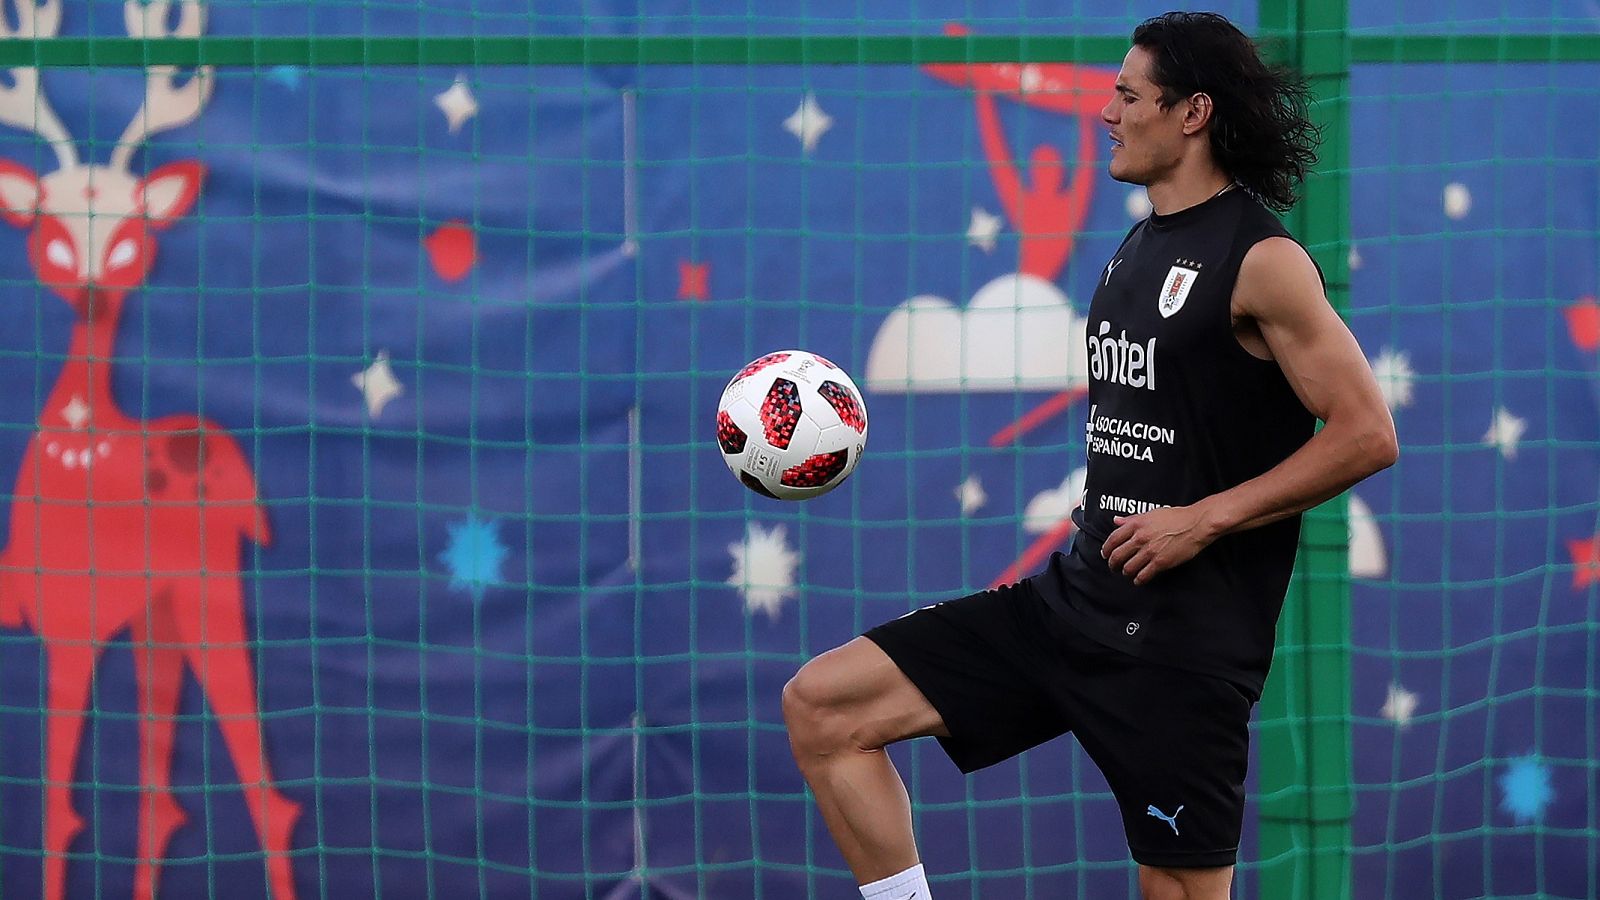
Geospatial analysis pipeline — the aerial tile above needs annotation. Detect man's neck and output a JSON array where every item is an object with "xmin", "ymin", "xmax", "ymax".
[{"xmin": 1145, "ymin": 162, "xmax": 1234, "ymax": 217}]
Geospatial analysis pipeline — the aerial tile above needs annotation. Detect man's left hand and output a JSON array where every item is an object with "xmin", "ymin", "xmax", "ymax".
[{"xmin": 1101, "ymin": 504, "xmax": 1220, "ymax": 585}]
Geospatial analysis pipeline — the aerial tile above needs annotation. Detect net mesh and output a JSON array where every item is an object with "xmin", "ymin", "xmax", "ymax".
[{"xmin": 0, "ymin": 2, "xmax": 1593, "ymax": 898}]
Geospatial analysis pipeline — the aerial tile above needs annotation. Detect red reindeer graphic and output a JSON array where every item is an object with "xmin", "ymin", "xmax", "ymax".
[{"xmin": 0, "ymin": 2, "xmax": 299, "ymax": 898}]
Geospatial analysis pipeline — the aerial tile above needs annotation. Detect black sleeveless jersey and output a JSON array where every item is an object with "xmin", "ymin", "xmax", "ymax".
[{"xmin": 1034, "ymin": 186, "xmax": 1318, "ymax": 699}]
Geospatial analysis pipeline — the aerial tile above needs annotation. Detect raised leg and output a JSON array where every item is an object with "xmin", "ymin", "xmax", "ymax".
[
  {"xmin": 131, "ymin": 599, "xmax": 190, "ymax": 900},
  {"xmin": 41, "ymin": 643, "xmax": 97, "ymax": 900},
  {"xmin": 173, "ymin": 575, "xmax": 300, "ymax": 900},
  {"xmin": 782, "ymin": 637, "xmax": 946, "ymax": 884}
]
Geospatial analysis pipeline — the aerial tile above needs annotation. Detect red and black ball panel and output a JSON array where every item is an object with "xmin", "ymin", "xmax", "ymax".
[
  {"xmin": 733, "ymin": 352, "xmax": 792, "ymax": 382},
  {"xmin": 716, "ymin": 410, "xmax": 747, "ymax": 454},
  {"xmin": 817, "ymin": 381, "xmax": 866, "ymax": 433},
  {"xmin": 780, "ymin": 449, "xmax": 849, "ymax": 488},
  {"xmin": 759, "ymin": 378, "xmax": 802, "ymax": 450},
  {"xmin": 741, "ymin": 471, "xmax": 780, "ymax": 499}
]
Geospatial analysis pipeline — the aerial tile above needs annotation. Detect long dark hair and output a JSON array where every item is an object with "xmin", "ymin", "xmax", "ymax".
[{"xmin": 1132, "ymin": 11, "xmax": 1319, "ymax": 212}]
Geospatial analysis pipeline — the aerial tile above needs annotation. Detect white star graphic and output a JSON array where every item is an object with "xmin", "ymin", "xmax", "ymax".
[
  {"xmin": 783, "ymin": 93, "xmax": 833, "ymax": 154},
  {"xmin": 60, "ymin": 394, "xmax": 89, "ymax": 430},
  {"xmin": 434, "ymin": 73, "xmax": 479, "ymax": 135},
  {"xmin": 352, "ymin": 351, "xmax": 405, "ymax": 419},
  {"xmin": 1483, "ymin": 406, "xmax": 1527, "ymax": 461},
  {"xmin": 966, "ymin": 206, "xmax": 1002, "ymax": 253},
  {"xmin": 954, "ymin": 474, "xmax": 988, "ymax": 516},
  {"xmin": 727, "ymin": 522, "xmax": 800, "ymax": 621},
  {"xmin": 1380, "ymin": 683, "xmax": 1420, "ymax": 726},
  {"xmin": 1370, "ymin": 347, "xmax": 1415, "ymax": 411}
]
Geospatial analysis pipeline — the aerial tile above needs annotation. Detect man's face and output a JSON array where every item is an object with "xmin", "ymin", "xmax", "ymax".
[{"xmin": 1100, "ymin": 45, "xmax": 1186, "ymax": 185}]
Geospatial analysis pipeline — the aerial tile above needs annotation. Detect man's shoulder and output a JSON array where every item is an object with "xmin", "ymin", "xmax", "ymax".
[
  {"xmin": 1232, "ymin": 234, "xmax": 1332, "ymax": 323},
  {"xmin": 1238, "ymin": 235, "xmax": 1319, "ymax": 283}
]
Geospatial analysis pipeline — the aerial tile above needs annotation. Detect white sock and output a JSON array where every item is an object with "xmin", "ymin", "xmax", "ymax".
[{"xmin": 859, "ymin": 863, "xmax": 931, "ymax": 900}]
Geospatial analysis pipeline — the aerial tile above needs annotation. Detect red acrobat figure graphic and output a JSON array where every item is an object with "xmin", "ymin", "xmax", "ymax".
[
  {"xmin": 926, "ymin": 23, "xmax": 1119, "ymax": 585},
  {"xmin": 0, "ymin": 2, "xmax": 298, "ymax": 898},
  {"xmin": 970, "ymin": 75, "xmax": 1099, "ymax": 282},
  {"xmin": 928, "ymin": 20, "xmax": 1110, "ymax": 283}
]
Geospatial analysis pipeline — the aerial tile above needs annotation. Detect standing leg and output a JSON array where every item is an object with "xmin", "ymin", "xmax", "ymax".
[
  {"xmin": 173, "ymin": 575, "xmax": 300, "ymax": 900},
  {"xmin": 1138, "ymin": 864, "xmax": 1234, "ymax": 900},
  {"xmin": 40, "ymin": 643, "xmax": 97, "ymax": 900},
  {"xmin": 0, "ymin": 550, "xmax": 22, "ymax": 628},
  {"xmin": 781, "ymin": 637, "xmax": 945, "ymax": 883},
  {"xmin": 131, "ymin": 597, "xmax": 189, "ymax": 900}
]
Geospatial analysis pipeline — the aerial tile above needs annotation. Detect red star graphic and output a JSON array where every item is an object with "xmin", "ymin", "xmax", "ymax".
[
  {"xmin": 677, "ymin": 260, "xmax": 710, "ymax": 301},
  {"xmin": 1564, "ymin": 296, "xmax": 1600, "ymax": 352},
  {"xmin": 424, "ymin": 220, "xmax": 477, "ymax": 282},
  {"xmin": 1567, "ymin": 534, "xmax": 1600, "ymax": 588}
]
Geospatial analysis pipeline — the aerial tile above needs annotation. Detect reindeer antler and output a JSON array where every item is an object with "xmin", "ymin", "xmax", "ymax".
[
  {"xmin": 109, "ymin": 0, "xmax": 212, "ymax": 173},
  {"xmin": 0, "ymin": 0, "xmax": 76, "ymax": 170}
]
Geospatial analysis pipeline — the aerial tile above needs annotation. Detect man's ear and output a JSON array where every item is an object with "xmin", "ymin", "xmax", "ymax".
[{"xmin": 1183, "ymin": 92, "xmax": 1215, "ymax": 136}]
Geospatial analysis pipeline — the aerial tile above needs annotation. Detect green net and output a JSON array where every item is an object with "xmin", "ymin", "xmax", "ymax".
[{"xmin": 0, "ymin": 2, "xmax": 1594, "ymax": 898}]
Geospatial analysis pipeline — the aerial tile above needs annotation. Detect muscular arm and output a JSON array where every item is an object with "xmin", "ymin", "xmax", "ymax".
[
  {"xmin": 1103, "ymin": 236, "xmax": 1398, "ymax": 584},
  {"xmin": 1206, "ymin": 237, "xmax": 1398, "ymax": 530}
]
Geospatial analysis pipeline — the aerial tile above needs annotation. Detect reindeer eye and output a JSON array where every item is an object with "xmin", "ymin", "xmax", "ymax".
[
  {"xmin": 108, "ymin": 238, "xmax": 137, "ymax": 269},
  {"xmin": 46, "ymin": 238, "xmax": 73, "ymax": 270}
]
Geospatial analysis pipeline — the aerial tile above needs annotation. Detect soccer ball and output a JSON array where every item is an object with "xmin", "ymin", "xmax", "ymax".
[{"xmin": 716, "ymin": 350, "xmax": 869, "ymax": 500}]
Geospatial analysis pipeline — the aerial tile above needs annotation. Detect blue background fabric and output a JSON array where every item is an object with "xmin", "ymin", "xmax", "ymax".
[{"xmin": 0, "ymin": 2, "xmax": 1595, "ymax": 897}]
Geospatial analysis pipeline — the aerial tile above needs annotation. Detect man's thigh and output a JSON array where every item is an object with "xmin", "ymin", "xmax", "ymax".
[
  {"xmin": 788, "ymin": 636, "xmax": 950, "ymax": 748},
  {"xmin": 863, "ymin": 580, "xmax": 1076, "ymax": 773}
]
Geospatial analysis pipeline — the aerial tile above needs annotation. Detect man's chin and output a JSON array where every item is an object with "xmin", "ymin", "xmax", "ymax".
[{"xmin": 1106, "ymin": 165, "xmax": 1142, "ymax": 186}]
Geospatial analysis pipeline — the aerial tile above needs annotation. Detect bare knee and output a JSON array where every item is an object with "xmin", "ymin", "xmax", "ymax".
[
  {"xmin": 782, "ymin": 661, "xmax": 859, "ymax": 762},
  {"xmin": 783, "ymin": 637, "xmax": 945, "ymax": 769}
]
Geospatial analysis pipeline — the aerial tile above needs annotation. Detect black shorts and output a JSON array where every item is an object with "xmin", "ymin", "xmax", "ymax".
[{"xmin": 862, "ymin": 578, "xmax": 1253, "ymax": 869}]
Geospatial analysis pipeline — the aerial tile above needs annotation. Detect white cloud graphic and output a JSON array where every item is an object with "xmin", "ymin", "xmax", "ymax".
[
  {"xmin": 1024, "ymin": 467, "xmax": 1087, "ymax": 534},
  {"xmin": 865, "ymin": 273, "xmax": 1087, "ymax": 393},
  {"xmin": 1350, "ymin": 493, "xmax": 1386, "ymax": 578}
]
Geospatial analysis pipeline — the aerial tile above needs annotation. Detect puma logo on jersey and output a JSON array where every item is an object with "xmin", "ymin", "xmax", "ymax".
[{"xmin": 1147, "ymin": 804, "xmax": 1185, "ymax": 835}]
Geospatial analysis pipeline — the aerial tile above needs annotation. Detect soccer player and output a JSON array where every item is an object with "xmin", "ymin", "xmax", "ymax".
[{"xmin": 781, "ymin": 12, "xmax": 1398, "ymax": 900}]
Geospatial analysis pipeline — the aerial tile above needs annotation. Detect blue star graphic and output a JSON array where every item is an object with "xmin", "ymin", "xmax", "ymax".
[
  {"xmin": 437, "ymin": 514, "xmax": 508, "ymax": 601},
  {"xmin": 1498, "ymin": 753, "xmax": 1555, "ymax": 824},
  {"xmin": 268, "ymin": 66, "xmax": 303, "ymax": 91}
]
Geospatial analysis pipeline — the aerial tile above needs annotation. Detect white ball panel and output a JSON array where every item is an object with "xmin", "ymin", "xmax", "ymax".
[{"xmin": 717, "ymin": 349, "xmax": 870, "ymax": 501}]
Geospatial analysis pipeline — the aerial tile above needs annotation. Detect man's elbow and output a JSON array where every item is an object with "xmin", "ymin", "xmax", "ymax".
[{"xmin": 1357, "ymin": 419, "xmax": 1399, "ymax": 474}]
